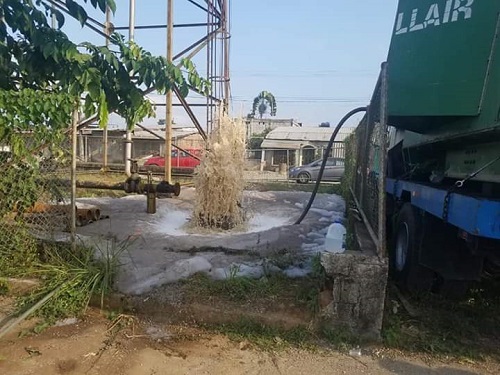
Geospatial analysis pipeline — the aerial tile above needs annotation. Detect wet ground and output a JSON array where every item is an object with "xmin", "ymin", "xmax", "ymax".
[{"xmin": 74, "ymin": 188, "xmax": 345, "ymax": 295}]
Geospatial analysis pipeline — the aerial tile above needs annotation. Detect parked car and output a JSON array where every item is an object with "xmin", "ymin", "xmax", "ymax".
[
  {"xmin": 288, "ymin": 157, "xmax": 344, "ymax": 183},
  {"xmin": 144, "ymin": 148, "xmax": 202, "ymax": 170}
]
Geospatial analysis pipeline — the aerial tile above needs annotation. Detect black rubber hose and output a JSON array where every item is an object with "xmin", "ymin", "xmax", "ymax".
[{"xmin": 294, "ymin": 106, "xmax": 368, "ymax": 225}]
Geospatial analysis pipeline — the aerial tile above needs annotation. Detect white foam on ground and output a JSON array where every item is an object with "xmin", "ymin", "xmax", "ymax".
[
  {"xmin": 244, "ymin": 191, "xmax": 277, "ymax": 201},
  {"xmin": 152, "ymin": 208, "xmax": 191, "ymax": 236},
  {"xmin": 124, "ymin": 256, "xmax": 212, "ymax": 295},
  {"xmin": 151, "ymin": 207, "xmax": 291, "ymax": 237},
  {"xmin": 298, "ymin": 194, "xmax": 346, "ymax": 256},
  {"xmin": 246, "ymin": 214, "xmax": 291, "ymax": 233}
]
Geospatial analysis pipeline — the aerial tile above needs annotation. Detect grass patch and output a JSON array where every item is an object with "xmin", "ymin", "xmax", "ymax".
[
  {"xmin": 247, "ymin": 181, "xmax": 343, "ymax": 195},
  {"xmin": 205, "ymin": 318, "xmax": 361, "ymax": 352},
  {"xmin": 382, "ymin": 282, "xmax": 500, "ymax": 361},
  {"xmin": 320, "ymin": 324, "xmax": 362, "ymax": 351},
  {"xmin": 294, "ymin": 254, "xmax": 327, "ymax": 314},
  {"xmin": 184, "ymin": 272, "xmax": 291, "ymax": 302},
  {"xmin": 208, "ymin": 318, "xmax": 315, "ymax": 350},
  {"xmin": 77, "ymin": 172, "xmax": 127, "ymax": 185},
  {"xmin": 77, "ymin": 189, "xmax": 127, "ymax": 198},
  {"xmin": 184, "ymin": 257, "xmax": 326, "ymax": 315},
  {"xmin": 19, "ymin": 238, "xmax": 130, "ymax": 324},
  {"xmin": 76, "ymin": 172, "xmax": 127, "ymax": 198},
  {"xmin": 0, "ymin": 278, "xmax": 9, "ymax": 295},
  {"xmin": 0, "ymin": 234, "xmax": 132, "ymax": 332}
]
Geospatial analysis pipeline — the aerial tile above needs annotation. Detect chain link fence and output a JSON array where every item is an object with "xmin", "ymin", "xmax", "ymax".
[
  {"xmin": 344, "ymin": 64, "xmax": 389, "ymax": 257},
  {"xmin": 76, "ymin": 132, "xmax": 206, "ymax": 168},
  {"xmin": 0, "ymin": 137, "xmax": 75, "ymax": 273}
]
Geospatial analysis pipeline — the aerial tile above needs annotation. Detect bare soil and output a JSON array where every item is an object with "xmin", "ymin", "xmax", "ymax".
[{"xmin": 1, "ymin": 308, "xmax": 499, "ymax": 375}]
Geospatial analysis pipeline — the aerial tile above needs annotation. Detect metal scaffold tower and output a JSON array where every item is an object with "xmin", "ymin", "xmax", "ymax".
[{"xmin": 47, "ymin": 0, "xmax": 231, "ymax": 181}]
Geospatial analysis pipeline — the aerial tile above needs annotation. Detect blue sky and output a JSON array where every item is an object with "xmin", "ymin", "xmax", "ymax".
[{"xmin": 61, "ymin": 0, "xmax": 399, "ymax": 128}]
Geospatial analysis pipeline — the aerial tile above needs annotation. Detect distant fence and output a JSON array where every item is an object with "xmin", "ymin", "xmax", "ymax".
[
  {"xmin": 76, "ymin": 134, "xmax": 205, "ymax": 165},
  {"xmin": 77, "ymin": 135, "xmax": 347, "ymax": 174},
  {"xmin": 246, "ymin": 143, "xmax": 346, "ymax": 172},
  {"xmin": 345, "ymin": 64, "xmax": 389, "ymax": 257}
]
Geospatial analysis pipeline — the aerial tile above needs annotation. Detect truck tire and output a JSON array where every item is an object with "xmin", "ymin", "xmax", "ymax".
[{"xmin": 392, "ymin": 203, "xmax": 435, "ymax": 293}]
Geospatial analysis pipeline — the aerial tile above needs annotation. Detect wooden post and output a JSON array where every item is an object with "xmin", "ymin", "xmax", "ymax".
[{"xmin": 71, "ymin": 107, "xmax": 78, "ymax": 252}]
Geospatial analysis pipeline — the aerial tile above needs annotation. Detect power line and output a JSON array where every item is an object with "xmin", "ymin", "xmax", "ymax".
[{"xmin": 232, "ymin": 99, "xmax": 369, "ymax": 104}]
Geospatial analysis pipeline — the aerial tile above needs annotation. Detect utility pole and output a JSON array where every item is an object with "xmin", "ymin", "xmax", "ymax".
[
  {"xmin": 125, "ymin": 0, "xmax": 136, "ymax": 177},
  {"xmin": 165, "ymin": 0, "xmax": 174, "ymax": 183},
  {"xmin": 222, "ymin": 0, "xmax": 230, "ymax": 113}
]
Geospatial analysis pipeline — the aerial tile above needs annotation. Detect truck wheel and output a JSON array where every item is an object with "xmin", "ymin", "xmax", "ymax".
[
  {"xmin": 297, "ymin": 172, "xmax": 310, "ymax": 184},
  {"xmin": 392, "ymin": 203, "xmax": 435, "ymax": 293}
]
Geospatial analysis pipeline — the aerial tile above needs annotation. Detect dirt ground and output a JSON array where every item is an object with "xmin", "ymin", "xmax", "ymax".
[{"xmin": 1, "ymin": 310, "xmax": 498, "ymax": 375}]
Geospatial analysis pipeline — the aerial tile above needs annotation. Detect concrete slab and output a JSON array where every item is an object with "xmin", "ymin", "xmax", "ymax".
[{"xmin": 75, "ymin": 188, "xmax": 345, "ymax": 295}]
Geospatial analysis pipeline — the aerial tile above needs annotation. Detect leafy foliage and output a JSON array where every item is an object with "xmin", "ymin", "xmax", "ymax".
[
  {"xmin": 0, "ymin": 89, "xmax": 73, "ymax": 221},
  {"xmin": 251, "ymin": 91, "xmax": 277, "ymax": 119},
  {"xmin": 0, "ymin": 222, "xmax": 39, "ymax": 277},
  {"xmin": 247, "ymin": 127, "xmax": 272, "ymax": 149},
  {"xmin": 0, "ymin": 0, "xmax": 210, "ymax": 129},
  {"xmin": 0, "ymin": 89, "xmax": 73, "ymax": 159}
]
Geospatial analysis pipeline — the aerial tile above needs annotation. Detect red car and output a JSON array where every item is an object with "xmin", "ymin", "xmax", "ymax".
[{"xmin": 144, "ymin": 148, "xmax": 202, "ymax": 170}]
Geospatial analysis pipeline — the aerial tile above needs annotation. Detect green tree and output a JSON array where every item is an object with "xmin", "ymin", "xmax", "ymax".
[
  {"xmin": 247, "ymin": 127, "xmax": 272, "ymax": 150},
  {"xmin": 251, "ymin": 91, "xmax": 277, "ymax": 119},
  {"xmin": 0, "ymin": 0, "xmax": 210, "ymax": 139},
  {"xmin": 0, "ymin": 0, "xmax": 210, "ymax": 214}
]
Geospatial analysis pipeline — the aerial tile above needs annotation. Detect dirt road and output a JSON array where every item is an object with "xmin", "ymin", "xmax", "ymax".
[{"xmin": 0, "ymin": 311, "xmax": 496, "ymax": 375}]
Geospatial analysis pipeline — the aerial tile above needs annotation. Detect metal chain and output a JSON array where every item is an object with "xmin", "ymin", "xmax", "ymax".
[
  {"xmin": 442, "ymin": 189, "xmax": 453, "ymax": 222},
  {"xmin": 443, "ymin": 155, "xmax": 500, "ymax": 222},
  {"xmin": 455, "ymin": 155, "xmax": 500, "ymax": 188}
]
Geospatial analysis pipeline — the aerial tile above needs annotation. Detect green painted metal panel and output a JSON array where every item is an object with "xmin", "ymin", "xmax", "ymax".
[
  {"xmin": 445, "ymin": 142, "xmax": 500, "ymax": 183},
  {"xmin": 387, "ymin": 0, "xmax": 500, "ymax": 124}
]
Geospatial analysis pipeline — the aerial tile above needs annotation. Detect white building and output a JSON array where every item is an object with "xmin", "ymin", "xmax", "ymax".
[{"xmin": 259, "ymin": 126, "xmax": 355, "ymax": 169}]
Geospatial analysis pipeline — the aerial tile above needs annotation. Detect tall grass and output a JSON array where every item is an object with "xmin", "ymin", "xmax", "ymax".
[{"xmin": 11, "ymin": 238, "xmax": 132, "ymax": 324}]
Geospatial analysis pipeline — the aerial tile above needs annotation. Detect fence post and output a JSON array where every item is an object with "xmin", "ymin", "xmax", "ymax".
[
  {"xmin": 377, "ymin": 63, "xmax": 389, "ymax": 258},
  {"xmin": 70, "ymin": 107, "xmax": 78, "ymax": 252}
]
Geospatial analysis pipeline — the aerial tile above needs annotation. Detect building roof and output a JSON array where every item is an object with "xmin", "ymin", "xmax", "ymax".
[
  {"xmin": 82, "ymin": 127, "xmax": 201, "ymax": 140},
  {"xmin": 132, "ymin": 128, "xmax": 200, "ymax": 140},
  {"xmin": 261, "ymin": 126, "xmax": 354, "ymax": 149},
  {"xmin": 244, "ymin": 118, "xmax": 301, "ymax": 127}
]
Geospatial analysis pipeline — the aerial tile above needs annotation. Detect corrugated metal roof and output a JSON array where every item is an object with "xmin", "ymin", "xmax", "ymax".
[
  {"xmin": 265, "ymin": 126, "xmax": 354, "ymax": 142},
  {"xmin": 133, "ymin": 128, "xmax": 200, "ymax": 140},
  {"xmin": 84, "ymin": 128, "xmax": 201, "ymax": 140},
  {"xmin": 99, "ymin": 129, "xmax": 198, "ymax": 139},
  {"xmin": 261, "ymin": 139, "xmax": 315, "ymax": 150}
]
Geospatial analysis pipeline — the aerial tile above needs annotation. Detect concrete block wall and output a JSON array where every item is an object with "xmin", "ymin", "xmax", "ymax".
[{"xmin": 320, "ymin": 251, "xmax": 388, "ymax": 341}]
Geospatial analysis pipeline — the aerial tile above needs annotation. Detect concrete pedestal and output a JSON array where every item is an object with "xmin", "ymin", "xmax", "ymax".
[{"xmin": 320, "ymin": 251, "xmax": 388, "ymax": 341}]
